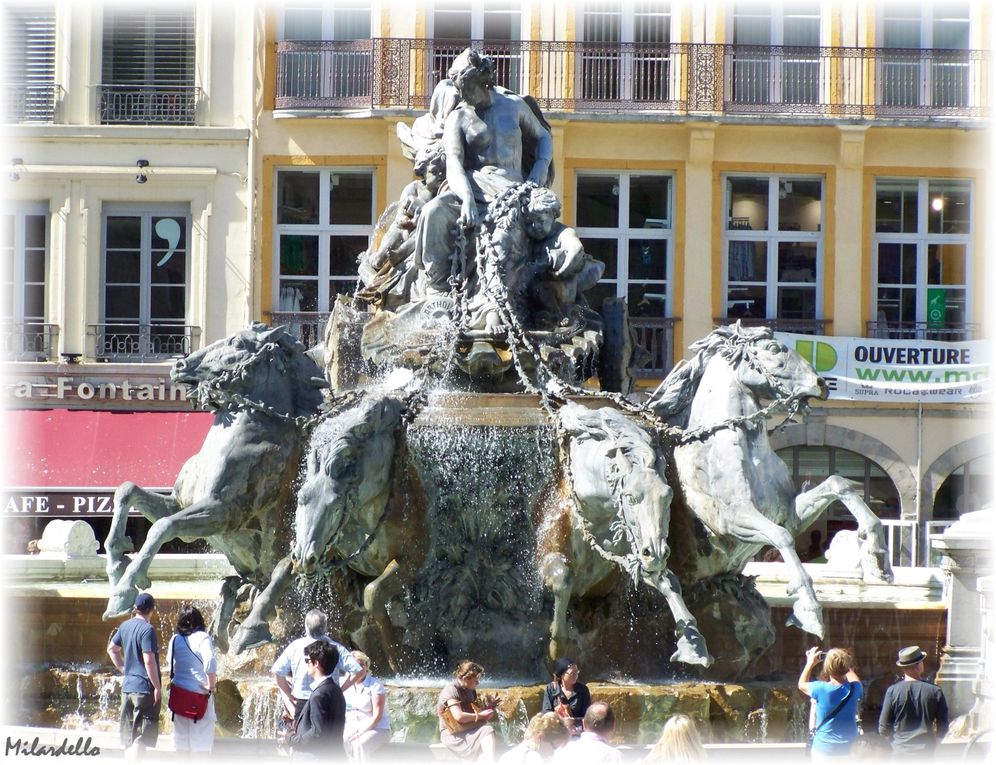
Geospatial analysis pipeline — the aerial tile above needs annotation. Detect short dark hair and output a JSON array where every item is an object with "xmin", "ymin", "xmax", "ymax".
[
  {"xmin": 584, "ymin": 702, "xmax": 615, "ymax": 735},
  {"xmin": 305, "ymin": 640, "xmax": 337, "ymax": 675},
  {"xmin": 175, "ymin": 604, "xmax": 206, "ymax": 636}
]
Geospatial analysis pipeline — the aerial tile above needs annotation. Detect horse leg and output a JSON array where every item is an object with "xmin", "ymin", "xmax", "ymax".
[
  {"xmin": 209, "ymin": 575, "xmax": 242, "ymax": 653},
  {"xmin": 106, "ymin": 482, "xmax": 178, "ymax": 587},
  {"xmin": 103, "ymin": 498, "xmax": 230, "ymax": 620},
  {"xmin": 540, "ymin": 552, "xmax": 576, "ymax": 661},
  {"xmin": 791, "ymin": 476, "xmax": 894, "ymax": 583},
  {"xmin": 230, "ymin": 555, "xmax": 295, "ymax": 654},
  {"xmin": 727, "ymin": 506, "xmax": 825, "ymax": 639},
  {"xmin": 644, "ymin": 569, "xmax": 714, "ymax": 667},
  {"xmin": 363, "ymin": 559, "xmax": 403, "ymax": 672}
]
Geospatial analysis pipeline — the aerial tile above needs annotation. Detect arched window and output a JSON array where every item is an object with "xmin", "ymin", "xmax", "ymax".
[{"xmin": 933, "ymin": 455, "xmax": 992, "ymax": 520}]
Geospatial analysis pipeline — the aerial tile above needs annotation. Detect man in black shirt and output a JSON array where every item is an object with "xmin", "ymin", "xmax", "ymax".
[
  {"xmin": 285, "ymin": 640, "xmax": 346, "ymax": 758},
  {"xmin": 878, "ymin": 645, "xmax": 949, "ymax": 757}
]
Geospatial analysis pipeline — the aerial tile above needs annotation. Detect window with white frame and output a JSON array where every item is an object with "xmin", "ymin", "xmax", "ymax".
[
  {"xmin": 880, "ymin": 2, "xmax": 970, "ymax": 108},
  {"xmin": 429, "ymin": 0, "xmax": 524, "ymax": 92},
  {"xmin": 1, "ymin": 204, "xmax": 50, "ymax": 359},
  {"xmin": 100, "ymin": 205, "xmax": 191, "ymax": 360},
  {"xmin": 2, "ymin": 2, "xmax": 57, "ymax": 122},
  {"xmin": 731, "ymin": 1, "xmax": 821, "ymax": 105},
  {"xmin": 274, "ymin": 168, "xmax": 374, "ymax": 316},
  {"xmin": 280, "ymin": 1, "xmax": 372, "ymax": 103},
  {"xmin": 723, "ymin": 175, "xmax": 823, "ymax": 325},
  {"xmin": 580, "ymin": 0, "xmax": 674, "ymax": 102},
  {"xmin": 873, "ymin": 178, "xmax": 972, "ymax": 340},
  {"xmin": 574, "ymin": 172, "xmax": 673, "ymax": 318},
  {"xmin": 100, "ymin": 4, "xmax": 197, "ymax": 125}
]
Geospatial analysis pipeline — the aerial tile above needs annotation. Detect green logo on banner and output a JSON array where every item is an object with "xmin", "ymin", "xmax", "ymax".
[
  {"xmin": 795, "ymin": 340, "xmax": 838, "ymax": 373},
  {"xmin": 927, "ymin": 288, "xmax": 947, "ymax": 329}
]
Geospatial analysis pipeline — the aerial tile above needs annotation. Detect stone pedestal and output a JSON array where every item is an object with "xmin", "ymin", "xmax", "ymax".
[{"xmin": 931, "ymin": 509, "xmax": 994, "ymax": 720}]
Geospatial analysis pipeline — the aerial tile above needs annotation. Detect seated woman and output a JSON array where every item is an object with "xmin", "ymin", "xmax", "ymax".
[
  {"xmin": 343, "ymin": 650, "xmax": 391, "ymax": 763},
  {"xmin": 539, "ymin": 658, "xmax": 590, "ymax": 736},
  {"xmin": 499, "ymin": 712, "xmax": 570, "ymax": 764},
  {"xmin": 437, "ymin": 660, "xmax": 498, "ymax": 762}
]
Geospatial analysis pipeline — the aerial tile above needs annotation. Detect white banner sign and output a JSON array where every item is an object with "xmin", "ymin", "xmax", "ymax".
[{"xmin": 774, "ymin": 333, "xmax": 991, "ymax": 403}]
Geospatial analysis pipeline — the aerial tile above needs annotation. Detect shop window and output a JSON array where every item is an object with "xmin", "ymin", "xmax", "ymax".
[
  {"xmin": 274, "ymin": 168, "xmax": 374, "ymax": 328},
  {"xmin": 873, "ymin": 178, "xmax": 972, "ymax": 340},
  {"xmin": 1, "ymin": 204, "xmax": 51, "ymax": 360},
  {"xmin": 723, "ymin": 174, "xmax": 823, "ymax": 326},
  {"xmin": 579, "ymin": 0, "xmax": 674, "ymax": 102},
  {"xmin": 98, "ymin": 205, "xmax": 191, "ymax": 361}
]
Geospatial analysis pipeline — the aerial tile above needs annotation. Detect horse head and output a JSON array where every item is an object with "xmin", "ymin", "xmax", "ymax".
[
  {"xmin": 292, "ymin": 395, "xmax": 403, "ymax": 578},
  {"xmin": 172, "ymin": 322, "xmax": 328, "ymax": 417}
]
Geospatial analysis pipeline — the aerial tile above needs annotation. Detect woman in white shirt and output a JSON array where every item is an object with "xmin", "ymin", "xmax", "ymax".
[
  {"xmin": 342, "ymin": 650, "xmax": 391, "ymax": 762},
  {"xmin": 166, "ymin": 605, "xmax": 217, "ymax": 753}
]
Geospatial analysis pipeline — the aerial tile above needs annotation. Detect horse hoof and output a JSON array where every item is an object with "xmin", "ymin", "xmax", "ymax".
[
  {"xmin": 786, "ymin": 608, "xmax": 825, "ymax": 639},
  {"xmin": 103, "ymin": 588, "xmax": 138, "ymax": 620},
  {"xmin": 230, "ymin": 622, "xmax": 273, "ymax": 654},
  {"xmin": 670, "ymin": 626, "xmax": 715, "ymax": 668}
]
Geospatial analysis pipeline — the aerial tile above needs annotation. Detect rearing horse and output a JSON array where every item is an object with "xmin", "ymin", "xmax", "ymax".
[{"xmin": 646, "ymin": 323, "xmax": 893, "ymax": 638}]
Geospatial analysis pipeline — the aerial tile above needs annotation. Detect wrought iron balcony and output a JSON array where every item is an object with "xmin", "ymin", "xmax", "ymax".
[
  {"xmin": 865, "ymin": 320, "xmax": 981, "ymax": 342},
  {"xmin": 630, "ymin": 316, "xmax": 676, "ymax": 378},
  {"xmin": 2, "ymin": 83, "xmax": 62, "ymax": 123},
  {"xmin": 268, "ymin": 311, "xmax": 331, "ymax": 350},
  {"xmin": 715, "ymin": 317, "xmax": 831, "ymax": 335},
  {"xmin": 1, "ymin": 322, "xmax": 59, "ymax": 361},
  {"xmin": 97, "ymin": 84, "xmax": 201, "ymax": 125},
  {"xmin": 89, "ymin": 323, "xmax": 200, "ymax": 362},
  {"xmin": 274, "ymin": 39, "xmax": 989, "ymax": 120}
]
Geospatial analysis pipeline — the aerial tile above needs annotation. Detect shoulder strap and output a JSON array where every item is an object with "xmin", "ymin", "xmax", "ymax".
[
  {"xmin": 815, "ymin": 684, "xmax": 854, "ymax": 732},
  {"xmin": 169, "ymin": 635, "xmax": 177, "ymax": 679}
]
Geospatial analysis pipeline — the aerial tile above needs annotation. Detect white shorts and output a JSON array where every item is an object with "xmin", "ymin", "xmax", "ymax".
[{"xmin": 172, "ymin": 696, "xmax": 216, "ymax": 752}]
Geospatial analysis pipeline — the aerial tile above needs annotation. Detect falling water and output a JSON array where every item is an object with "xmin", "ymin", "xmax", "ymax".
[{"xmin": 240, "ymin": 681, "xmax": 283, "ymax": 739}]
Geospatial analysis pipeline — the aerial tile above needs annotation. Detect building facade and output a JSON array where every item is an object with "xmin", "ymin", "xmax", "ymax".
[{"xmin": 3, "ymin": 0, "xmax": 991, "ymax": 564}]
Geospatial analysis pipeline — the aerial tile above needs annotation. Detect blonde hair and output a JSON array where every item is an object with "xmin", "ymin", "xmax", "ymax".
[
  {"xmin": 352, "ymin": 650, "xmax": 370, "ymax": 669},
  {"xmin": 646, "ymin": 715, "xmax": 705, "ymax": 764},
  {"xmin": 455, "ymin": 660, "xmax": 484, "ymax": 680},
  {"xmin": 824, "ymin": 648, "xmax": 853, "ymax": 677},
  {"xmin": 525, "ymin": 712, "xmax": 570, "ymax": 750}
]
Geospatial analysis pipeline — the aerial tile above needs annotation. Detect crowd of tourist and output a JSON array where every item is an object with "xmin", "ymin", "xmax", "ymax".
[{"xmin": 106, "ymin": 597, "xmax": 949, "ymax": 762}]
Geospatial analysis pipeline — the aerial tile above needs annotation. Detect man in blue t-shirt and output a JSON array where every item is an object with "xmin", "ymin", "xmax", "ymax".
[{"xmin": 107, "ymin": 592, "xmax": 162, "ymax": 759}]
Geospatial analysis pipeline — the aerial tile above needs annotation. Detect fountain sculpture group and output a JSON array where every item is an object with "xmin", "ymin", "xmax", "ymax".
[{"xmin": 102, "ymin": 50, "xmax": 894, "ymax": 680}]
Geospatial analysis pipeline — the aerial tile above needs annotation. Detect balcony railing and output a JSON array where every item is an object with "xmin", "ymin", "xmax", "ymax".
[
  {"xmin": 97, "ymin": 85, "xmax": 201, "ymax": 125},
  {"xmin": 630, "ymin": 316, "xmax": 676, "ymax": 377},
  {"xmin": 275, "ymin": 39, "xmax": 989, "ymax": 119},
  {"xmin": 89, "ymin": 323, "xmax": 200, "ymax": 362},
  {"xmin": 2, "ymin": 83, "xmax": 62, "ymax": 123},
  {"xmin": 1, "ymin": 322, "xmax": 59, "ymax": 361},
  {"xmin": 269, "ymin": 311, "xmax": 331, "ymax": 350},
  {"xmin": 866, "ymin": 320, "xmax": 980, "ymax": 342},
  {"xmin": 715, "ymin": 317, "xmax": 830, "ymax": 335}
]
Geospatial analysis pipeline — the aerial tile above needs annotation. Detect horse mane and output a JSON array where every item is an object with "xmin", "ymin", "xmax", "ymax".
[
  {"xmin": 561, "ymin": 405, "xmax": 658, "ymax": 474},
  {"xmin": 647, "ymin": 322, "xmax": 774, "ymax": 426},
  {"xmin": 309, "ymin": 396, "xmax": 399, "ymax": 478},
  {"xmin": 249, "ymin": 322, "xmax": 328, "ymax": 417}
]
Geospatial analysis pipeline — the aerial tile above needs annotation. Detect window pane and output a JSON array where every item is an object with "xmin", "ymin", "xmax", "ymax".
[
  {"xmin": 777, "ymin": 241, "xmax": 816, "ymax": 282},
  {"xmin": 834, "ymin": 449, "xmax": 866, "ymax": 480},
  {"xmin": 628, "ymin": 284, "xmax": 667, "ymax": 316},
  {"xmin": 330, "ymin": 279, "xmax": 358, "ymax": 300},
  {"xmin": 278, "ymin": 172, "xmax": 320, "ymax": 224},
  {"xmin": 927, "ymin": 243, "xmax": 965, "ymax": 286},
  {"xmin": 24, "ymin": 215, "xmax": 46, "ymax": 248},
  {"xmin": 105, "ymin": 285, "xmax": 140, "ymax": 319},
  {"xmin": 106, "ymin": 216, "xmax": 141, "ymax": 248},
  {"xmin": 330, "ymin": 173, "xmax": 373, "ymax": 225},
  {"xmin": 330, "ymin": 235, "xmax": 367, "ymax": 276},
  {"xmin": 106, "ymin": 251, "xmax": 141, "ymax": 283},
  {"xmin": 586, "ymin": 283, "xmax": 616, "ymax": 313},
  {"xmin": 278, "ymin": 279, "xmax": 318, "ymax": 312},
  {"xmin": 23, "ymin": 285, "xmax": 44, "ymax": 318},
  {"xmin": 726, "ymin": 284, "xmax": 766, "ymax": 319},
  {"xmin": 877, "ymin": 242, "xmax": 916, "ymax": 284},
  {"xmin": 777, "ymin": 286, "xmax": 816, "ymax": 319},
  {"xmin": 434, "ymin": 9, "xmax": 471, "ymax": 38},
  {"xmin": 727, "ymin": 177, "xmax": 768, "ymax": 231},
  {"xmin": 778, "ymin": 179, "xmax": 821, "ymax": 232},
  {"xmin": 583, "ymin": 238, "xmax": 617, "ymax": 279},
  {"xmin": 875, "ymin": 180, "xmax": 918, "ymax": 233},
  {"xmin": 333, "ymin": 6, "xmax": 370, "ymax": 40},
  {"xmin": 150, "ymin": 286, "xmax": 186, "ymax": 320},
  {"xmin": 283, "ymin": 7, "xmax": 322, "ymax": 40},
  {"xmin": 797, "ymin": 445, "xmax": 830, "ymax": 481},
  {"xmin": 280, "ymin": 235, "xmax": 319, "ymax": 276},
  {"xmin": 628, "ymin": 239, "xmax": 667, "ymax": 280},
  {"xmin": 628, "ymin": 175, "xmax": 670, "ymax": 228},
  {"xmin": 728, "ymin": 240, "xmax": 766, "ymax": 281},
  {"xmin": 24, "ymin": 251, "xmax": 46, "ymax": 283},
  {"xmin": 483, "ymin": 9, "xmax": 519, "ymax": 40},
  {"xmin": 927, "ymin": 180, "xmax": 970, "ymax": 234},
  {"xmin": 577, "ymin": 176, "xmax": 619, "ymax": 228},
  {"xmin": 151, "ymin": 251, "xmax": 186, "ymax": 285}
]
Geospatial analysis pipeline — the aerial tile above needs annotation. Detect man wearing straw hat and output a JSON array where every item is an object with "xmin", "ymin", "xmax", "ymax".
[{"xmin": 878, "ymin": 645, "xmax": 949, "ymax": 757}]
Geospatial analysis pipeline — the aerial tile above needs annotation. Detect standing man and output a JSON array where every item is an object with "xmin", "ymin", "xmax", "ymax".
[
  {"xmin": 285, "ymin": 641, "xmax": 347, "ymax": 757},
  {"xmin": 273, "ymin": 609, "xmax": 362, "ymax": 722},
  {"xmin": 553, "ymin": 702, "xmax": 622, "ymax": 765},
  {"xmin": 878, "ymin": 645, "xmax": 949, "ymax": 757},
  {"xmin": 106, "ymin": 592, "xmax": 161, "ymax": 761}
]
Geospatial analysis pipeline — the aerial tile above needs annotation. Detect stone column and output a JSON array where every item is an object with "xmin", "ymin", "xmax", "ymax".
[{"xmin": 931, "ymin": 508, "xmax": 994, "ymax": 719}]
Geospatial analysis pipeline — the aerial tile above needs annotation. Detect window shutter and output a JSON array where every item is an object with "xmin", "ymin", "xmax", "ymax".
[
  {"xmin": 102, "ymin": 6, "xmax": 195, "ymax": 87},
  {"xmin": 3, "ymin": 2, "xmax": 56, "ymax": 121}
]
